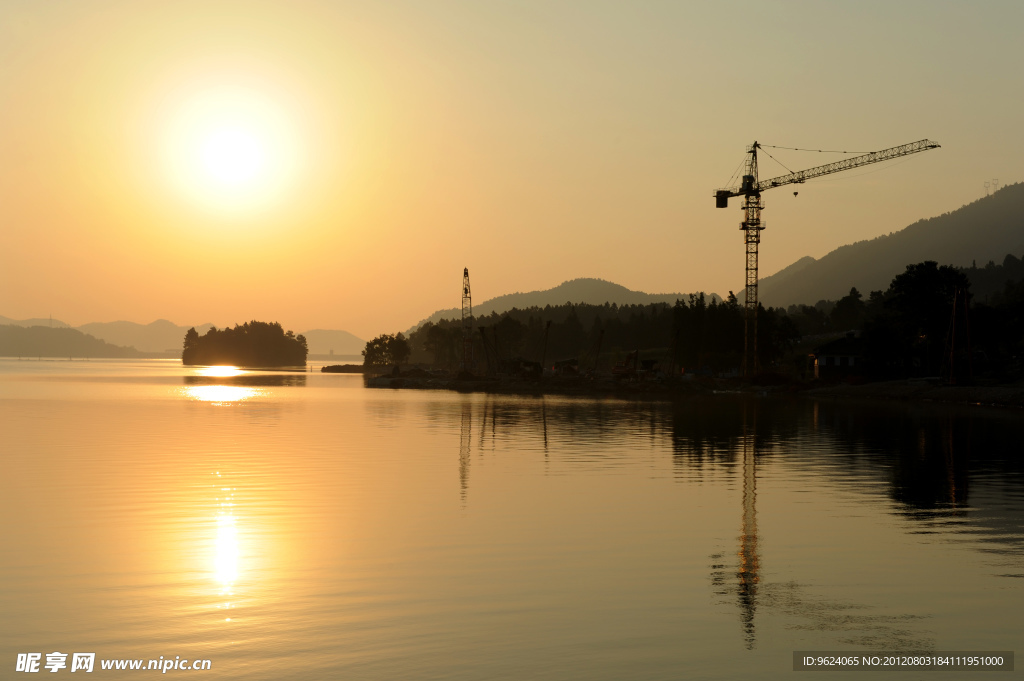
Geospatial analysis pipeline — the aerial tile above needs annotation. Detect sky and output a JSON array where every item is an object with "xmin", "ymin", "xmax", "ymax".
[{"xmin": 1, "ymin": 0, "xmax": 1021, "ymax": 339}]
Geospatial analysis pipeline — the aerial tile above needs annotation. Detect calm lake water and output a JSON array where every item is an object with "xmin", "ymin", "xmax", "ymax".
[{"xmin": 1, "ymin": 359, "xmax": 1021, "ymax": 679}]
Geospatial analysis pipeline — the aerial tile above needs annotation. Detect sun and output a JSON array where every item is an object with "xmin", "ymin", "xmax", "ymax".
[
  {"xmin": 200, "ymin": 127, "xmax": 267, "ymax": 189},
  {"xmin": 160, "ymin": 84, "xmax": 302, "ymax": 214}
]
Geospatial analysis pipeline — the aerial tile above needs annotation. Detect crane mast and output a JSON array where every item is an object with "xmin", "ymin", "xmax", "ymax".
[
  {"xmin": 714, "ymin": 139, "xmax": 940, "ymax": 376},
  {"xmin": 461, "ymin": 267, "xmax": 474, "ymax": 373}
]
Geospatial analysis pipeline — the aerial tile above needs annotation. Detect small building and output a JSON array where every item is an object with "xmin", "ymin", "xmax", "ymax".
[
  {"xmin": 552, "ymin": 358, "xmax": 579, "ymax": 375},
  {"xmin": 811, "ymin": 332, "xmax": 865, "ymax": 380}
]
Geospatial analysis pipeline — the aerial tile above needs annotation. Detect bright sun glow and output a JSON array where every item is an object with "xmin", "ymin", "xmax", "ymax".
[
  {"xmin": 160, "ymin": 84, "xmax": 302, "ymax": 214},
  {"xmin": 201, "ymin": 128, "xmax": 266, "ymax": 188}
]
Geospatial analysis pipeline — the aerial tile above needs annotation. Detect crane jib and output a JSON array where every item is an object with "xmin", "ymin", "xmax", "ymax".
[{"xmin": 713, "ymin": 139, "xmax": 939, "ymax": 207}]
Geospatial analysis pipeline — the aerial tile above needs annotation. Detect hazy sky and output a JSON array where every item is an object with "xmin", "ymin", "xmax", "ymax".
[{"xmin": 1, "ymin": 0, "xmax": 1021, "ymax": 338}]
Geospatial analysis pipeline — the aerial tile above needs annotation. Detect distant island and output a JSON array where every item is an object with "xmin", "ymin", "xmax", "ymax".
[{"xmin": 182, "ymin": 321, "xmax": 307, "ymax": 367}]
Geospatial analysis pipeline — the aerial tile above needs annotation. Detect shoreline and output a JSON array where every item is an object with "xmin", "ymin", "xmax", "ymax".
[
  {"xmin": 358, "ymin": 371, "xmax": 1024, "ymax": 409},
  {"xmin": 363, "ymin": 373, "xmax": 711, "ymax": 398},
  {"xmin": 804, "ymin": 378, "xmax": 1024, "ymax": 409}
]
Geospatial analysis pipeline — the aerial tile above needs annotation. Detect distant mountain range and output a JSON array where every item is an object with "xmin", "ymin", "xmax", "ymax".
[
  {"xmin": 0, "ymin": 325, "xmax": 141, "ymax": 358},
  {"xmin": 0, "ymin": 315, "xmax": 72, "ymax": 329},
  {"xmin": 295, "ymin": 329, "xmax": 366, "ymax": 357},
  {"xmin": 9, "ymin": 184, "xmax": 1020, "ymax": 356},
  {"xmin": 0, "ymin": 316, "xmax": 365, "ymax": 356},
  {"xmin": 76, "ymin": 319, "xmax": 216, "ymax": 354},
  {"xmin": 408, "ymin": 277, "xmax": 714, "ymax": 332},
  {"xmin": 757, "ymin": 182, "xmax": 1024, "ymax": 307}
]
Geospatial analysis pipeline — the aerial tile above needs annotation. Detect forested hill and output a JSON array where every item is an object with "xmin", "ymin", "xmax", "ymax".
[
  {"xmin": 408, "ymin": 278, "xmax": 713, "ymax": 332},
  {"xmin": 0, "ymin": 325, "xmax": 141, "ymax": 358},
  {"xmin": 758, "ymin": 182, "xmax": 1024, "ymax": 307}
]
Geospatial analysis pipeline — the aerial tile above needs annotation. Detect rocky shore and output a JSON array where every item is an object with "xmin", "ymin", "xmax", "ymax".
[
  {"xmin": 361, "ymin": 372, "xmax": 712, "ymax": 398},
  {"xmin": 805, "ymin": 378, "xmax": 1024, "ymax": 409},
  {"xmin": 355, "ymin": 368, "xmax": 1024, "ymax": 408}
]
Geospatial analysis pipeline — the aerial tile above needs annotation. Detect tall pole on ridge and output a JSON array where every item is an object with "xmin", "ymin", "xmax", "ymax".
[{"xmin": 461, "ymin": 268, "xmax": 474, "ymax": 373}]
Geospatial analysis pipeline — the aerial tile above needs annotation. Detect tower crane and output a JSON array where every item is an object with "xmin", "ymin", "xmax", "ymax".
[
  {"xmin": 714, "ymin": 139, "xmax": 940, "ymax": 376},
  {"xmin": 461, "ymin": 267, "xmax": 474, "ymax": 373}
]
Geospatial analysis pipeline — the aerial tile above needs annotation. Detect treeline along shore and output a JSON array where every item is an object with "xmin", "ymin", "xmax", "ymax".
[{"xmin": 335, "ymin": 256, "xmax": 1024, "ymax": 406}]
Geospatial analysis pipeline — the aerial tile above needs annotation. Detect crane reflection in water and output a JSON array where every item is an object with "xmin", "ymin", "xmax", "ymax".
[
  {"xmin": 454, "ymin": 397, "xmax": 553, "ymax": 505},
  {"xmin": 700, "ymin": 401, "xmax": 761, "ymax": 650},
  {"xmin": 735, "ymin": 409, "xmax": 760, "ymax": 649},
  {"xmin": 459, "ymin": 402, "xmax": 471, "ymax": 504},
  {"xmin": 703, "ymin": 398, "xmax": 980, "ymax": 651},
  {"xmin": 708, "ymin": 404, "xmax": 762, "ymax": 650},
  {"xmin": 440, "ymin": 394, "xmax": 991, "ymax": 650}
]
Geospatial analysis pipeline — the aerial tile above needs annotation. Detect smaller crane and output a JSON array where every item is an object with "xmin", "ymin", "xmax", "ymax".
[
  {"xmin": 461, "ymin": 268, "xmax": 474, "ymax": 373},
  {"xmin": 714, "ymin": 139, "xmax": 940, "ymax": 376}
]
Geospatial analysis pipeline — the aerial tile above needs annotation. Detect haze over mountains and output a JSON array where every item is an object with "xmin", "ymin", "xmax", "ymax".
[
  {"xmin": 0, "ymin": 316, "xmax": 366, "ymax": 356},
  {"xmin": 757, "ymin": 182, "xmax": 1024, "ymax": 307},
  {"xmin": 295, "ymin": 329, "xmax": 366, "ymax": 357},
  {"xmin": 3, "ymin": 279, "xmax": 706, "ymax": 358},
  {"xmin": 5, "ymin": 183, "xmax": 1021, "ymax": 357},
  {"xmin": 0, "ymin": 325, "xmax": 140, "ymax": 359},
  {"xmin": 408, "ymin": 278, "xmax": 716, "ymax": 332},
  {"xmin": 410, "ymin": 186, "xmax": 1023, "ymax": 331},
  {"xmin": 76, "ymin": 320, "xmax": 215, "ymax": 354}
]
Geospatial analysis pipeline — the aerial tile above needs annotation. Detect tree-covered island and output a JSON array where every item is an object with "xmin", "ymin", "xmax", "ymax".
[{"xmin": 182, "ymin": 321, "xmax": 307, "ymax": 367}]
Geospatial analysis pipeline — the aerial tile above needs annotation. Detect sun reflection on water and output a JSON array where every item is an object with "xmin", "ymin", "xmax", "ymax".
[
  {"xmin": 184, "ymin": 385, "xmax": 259, "ymax": 403},
  {"xmin": 197, "ymin": 366, "xmax": 246, "ymax": 378},
  {"xmin": 216, "ymin": 515, "xmax": 239, "ymax": 585},
  {"xmin": 214, "ymin": 473, "xmax": 240, "ymax": 621}
]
